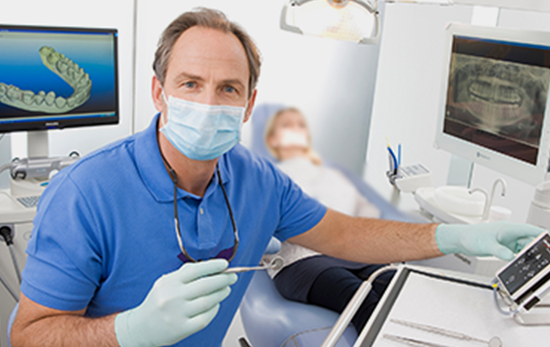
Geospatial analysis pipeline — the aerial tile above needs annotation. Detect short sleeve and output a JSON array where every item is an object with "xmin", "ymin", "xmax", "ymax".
[
  {"xmin": 272, "ymin": 167, "xmax": 327, "ymax": 242},
  {"xmin": 21, "ymin": 174, "xmax": 103, "ymax": 311}
]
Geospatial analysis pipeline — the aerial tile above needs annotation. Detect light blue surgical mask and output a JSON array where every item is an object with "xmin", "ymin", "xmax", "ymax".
[{"xmin": 160, "ymin": 93, "xmax": 247, "ymax": 161}]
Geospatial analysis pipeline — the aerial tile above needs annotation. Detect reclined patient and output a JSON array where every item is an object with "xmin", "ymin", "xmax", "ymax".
[{"xmin": 262, "ymin": 107, "xmax": 395, "ymax": 331}]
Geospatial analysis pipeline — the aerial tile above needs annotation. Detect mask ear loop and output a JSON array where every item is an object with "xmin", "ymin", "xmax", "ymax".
[{"xmin": 159, "ymin": 88, "xmax": 170, "ymax": 129}]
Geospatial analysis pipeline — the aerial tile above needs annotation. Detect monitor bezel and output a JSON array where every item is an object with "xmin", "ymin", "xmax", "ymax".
[
  {"xmin": 0, "ymin": 24, "xmax": 119, "ymax": 133},
  {"xmin": 435, "ymin": 23, "xmax": 550, "ymax": 185}
]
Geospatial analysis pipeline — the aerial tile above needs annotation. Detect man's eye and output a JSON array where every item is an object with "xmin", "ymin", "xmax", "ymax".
[
  {"xmin": 183, "ymin": 81, "xmax": 195, "ymax": 88},
  {"xmin": 224, "ymin": 86, "xmax": 237, "ymax": 93}
]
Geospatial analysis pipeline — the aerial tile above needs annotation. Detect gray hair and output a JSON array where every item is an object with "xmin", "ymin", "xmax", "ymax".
[{"xmin": 153, "ymin": 7, "xmax": 261, "ymax": 98}]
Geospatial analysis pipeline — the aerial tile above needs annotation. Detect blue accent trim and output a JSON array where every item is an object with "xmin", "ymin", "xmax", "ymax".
[
  {"xmin": 0, "ymin": 28, "xmax": 114, "ymax": 36},
  {"xmin": 387, "ymin": 146, "xmax": 398, "ymax": 174},
  {"xmin": 455, "ymin": 35, "xmax": 550, "ymax": 51},
  {"xmin": 0, "ymin": 113, "xmax": 116, "ymax": 124}
]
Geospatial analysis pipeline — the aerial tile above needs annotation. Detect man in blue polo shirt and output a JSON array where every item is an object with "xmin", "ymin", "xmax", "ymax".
[{"xmin": 11, "ymin": 7, "xmax": 545, "ymax": 347}]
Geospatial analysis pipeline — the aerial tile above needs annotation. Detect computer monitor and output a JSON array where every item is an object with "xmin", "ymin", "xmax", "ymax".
[
  {"xmin": 0, "ymin": 24, "xmax": 119, "ymax": 157},
  {"xmin": 435, "ymin": 23, "xmax": 550, "ymax": 185}
]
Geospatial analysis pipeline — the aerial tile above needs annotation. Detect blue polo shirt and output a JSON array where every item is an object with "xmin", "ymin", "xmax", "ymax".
[{"xmin": 21, "ymin": 114, "xmax": 327, "ymax": 346}]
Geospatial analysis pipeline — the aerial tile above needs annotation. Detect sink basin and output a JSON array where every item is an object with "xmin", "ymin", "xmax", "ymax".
[{"xmin": 433, "ymin": 186, "xmax": 486, "ymax": 216}]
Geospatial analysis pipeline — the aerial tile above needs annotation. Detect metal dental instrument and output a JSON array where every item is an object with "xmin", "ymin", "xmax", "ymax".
[
  {"xmin": 390, "ymin": 319, "xmax": 503, "ymax": 347},
  {"xmin": 223, "ymin": 256, "xmax": 284, "ymax": 274},
  {"xmin": 383, "ymin": 334, "xmax": 452, "ymax": 347}
]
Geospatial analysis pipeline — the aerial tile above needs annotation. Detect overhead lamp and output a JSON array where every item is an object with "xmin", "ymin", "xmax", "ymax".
[{"xmin": 280, "ymin": 0, "xmax": 380, "ymax": 44}]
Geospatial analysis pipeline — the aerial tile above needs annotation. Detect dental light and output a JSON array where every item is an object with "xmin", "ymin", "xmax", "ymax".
[{"xmin": 280, "ymin": 0, "xmax": 380, "ymax": 44}]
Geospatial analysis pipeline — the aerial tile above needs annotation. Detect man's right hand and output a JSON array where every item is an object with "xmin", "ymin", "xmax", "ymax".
[{"xmin": 115, "ymin": 259, "xmax": 237, "ymax": 347}]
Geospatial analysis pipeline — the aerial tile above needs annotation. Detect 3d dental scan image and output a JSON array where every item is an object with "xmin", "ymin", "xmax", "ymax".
[
  {"xmin": 0, "ymin": 46, "xmax": 92, "ymax": 114},
  {"xmin": 0, "ymin": 26, "xmax": 117, "ymax": 128}
]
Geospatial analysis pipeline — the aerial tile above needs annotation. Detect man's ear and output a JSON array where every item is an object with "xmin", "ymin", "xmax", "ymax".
[
  {"xmin": 243, "ymin": 89, "xmax": 257, "ymax": 123},
  {"xmin": 152, "ymin": 75, "xmax": 164, "ymax": 112}
]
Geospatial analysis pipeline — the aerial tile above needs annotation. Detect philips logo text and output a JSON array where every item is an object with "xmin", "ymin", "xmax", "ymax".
[{"xmin": 476, "ymin": 152, "xmax": 490, "ymax": 160}]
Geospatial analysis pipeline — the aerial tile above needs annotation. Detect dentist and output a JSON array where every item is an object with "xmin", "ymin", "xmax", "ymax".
[{"xmin": 11, "ymin": 7, "xmax": 545, "ymax": 347}]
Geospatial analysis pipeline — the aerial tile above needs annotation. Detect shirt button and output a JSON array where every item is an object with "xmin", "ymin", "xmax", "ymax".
[{"xmin": 200, "ymin": 208, "xmax": 204, "ymax": 215}]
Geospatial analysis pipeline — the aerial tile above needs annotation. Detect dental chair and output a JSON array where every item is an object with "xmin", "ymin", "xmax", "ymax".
[
  {"xmin": 7, "ymin": 302, "xmax": 17, "ymax": 346},
  {"xmin": 239, "ymin": 104, "xmax": 415, "ymax": 347}
]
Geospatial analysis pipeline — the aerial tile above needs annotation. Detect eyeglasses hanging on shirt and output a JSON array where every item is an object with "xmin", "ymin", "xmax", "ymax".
[{"xmin": 163, "ymin": 159, "xmax": 239, "ymax": 263}]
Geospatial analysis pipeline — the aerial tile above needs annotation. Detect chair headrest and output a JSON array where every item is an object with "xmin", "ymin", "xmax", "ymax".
[{"xmin": 250, "ymin": 103, "xmax": 286, "ymax": 162}]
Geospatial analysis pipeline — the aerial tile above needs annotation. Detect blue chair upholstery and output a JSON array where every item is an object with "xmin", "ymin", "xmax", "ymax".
[
  {"xmin": 241, "ymin": 271, "xmax": 357, "ymax": 347},
  {"xmin": 7, "ymin": 302, "xmax": 18, "ymax": 347},
  {"xmin": 249, "ymin": 103, "xmax": 284, "ymax": 163}
]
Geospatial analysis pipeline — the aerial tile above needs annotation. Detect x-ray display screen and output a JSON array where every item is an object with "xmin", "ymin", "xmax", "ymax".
[
  {"xmin": 0, "ymin": 25, "xmax": 118, "ymax": 132},
  {"xmin": 444, "ymin": 36, "xmax": 550, "ymax": 165}
]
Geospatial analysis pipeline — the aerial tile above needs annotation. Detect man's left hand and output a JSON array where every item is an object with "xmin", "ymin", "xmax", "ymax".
[{"xmin": 436, "ymin": 221, "xmax": 546, "ymax": 260}]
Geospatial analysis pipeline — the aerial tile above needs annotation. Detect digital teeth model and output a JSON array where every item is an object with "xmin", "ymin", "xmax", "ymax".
[{"xmin": 0, "ymin": 46, "xmax": 91, "ymax": 113}]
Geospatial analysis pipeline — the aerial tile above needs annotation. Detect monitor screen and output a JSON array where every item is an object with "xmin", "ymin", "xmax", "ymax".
[
  {"xmin": 0, "ymin": 25, "xmax": 118, "ymax": 133},
  {"xmin": 436, "ymin": 24, "xmax": 550, "ymax": 185},
  {"xmin": 445, "ymin": 36, "xmax": 550, "ymax": 166}
]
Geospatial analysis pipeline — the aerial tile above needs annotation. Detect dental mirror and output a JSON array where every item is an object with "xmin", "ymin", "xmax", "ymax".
[{"xmin": 223, "ymin": 257, "xmax": 284, "ymax": 274}]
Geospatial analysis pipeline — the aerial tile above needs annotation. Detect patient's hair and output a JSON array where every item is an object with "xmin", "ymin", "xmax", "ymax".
[
  {"xmin": 153, "ymin": 7, "xmax": 261, "ymax": 98},
  {"xmin": 265, "ymin": 107, "xmax": 323, "ymax": 166}
]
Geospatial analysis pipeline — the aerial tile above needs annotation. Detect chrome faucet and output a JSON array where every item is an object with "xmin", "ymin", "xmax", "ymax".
[
  {"xmin": 469, "ymin": 178, "xmax": 507, "ymax": 221},
  {"xmin": 469, "ymin": 187, "xmax": 488, "ymax": 220},
  {"xmin": 487, "ymin": 178, "xmax": 507, "ymax": 220}
]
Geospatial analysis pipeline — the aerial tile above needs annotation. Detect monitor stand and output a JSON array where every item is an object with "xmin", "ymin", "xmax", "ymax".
[
  {"xmin": 27, "ymin": 130, "xmax": 49, "ymax": 159},
  {"xmin": 446, "ymin": 155, "xmax": 474, "ymax": 187}
]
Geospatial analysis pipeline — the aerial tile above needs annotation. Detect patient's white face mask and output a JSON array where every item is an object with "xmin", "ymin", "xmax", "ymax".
[{"xmin": 278, "ymin": 129, "xmax": 309, "ymax": 148}]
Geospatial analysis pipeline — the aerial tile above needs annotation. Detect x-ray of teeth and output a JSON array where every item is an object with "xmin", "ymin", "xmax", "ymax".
[
  {"xmin": 0, "ymin": 46, "xmax": 91, "ymax": 114},
  {"xmin": 446, "ymin": 53, "xmax": 550, "ymax": 147}
]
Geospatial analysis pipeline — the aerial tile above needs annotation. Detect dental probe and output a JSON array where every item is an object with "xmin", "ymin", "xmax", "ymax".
[
  {"xmin": 223, "ymin": 257, "xmax": 284, "ymax": 274},
  {"xmin": 383, "ymin": 334, "xmax": 452, "ymax": 347},
  {"xmin": 391, "ymin": 319, "xmax": 503, "ymax": 347}
]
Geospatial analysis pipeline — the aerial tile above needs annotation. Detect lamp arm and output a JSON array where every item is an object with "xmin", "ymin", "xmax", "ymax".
[
  {"xmin": 280, "ymin": 2, "xmax": 304, "ymax": 34},
  {"xmin": 321, "ymin": 264, "xmax": 399, "ymax": 347},
  {"xmin": 354, "ymin": 0, "xmax": 378, "ymax": 14},
  {"xmin": 280, "ymin": 0, "xmax": 381, "ymax": 44}
]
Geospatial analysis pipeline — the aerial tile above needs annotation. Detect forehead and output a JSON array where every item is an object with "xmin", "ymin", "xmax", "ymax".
[
  {"xmin": 166, "ymin": 26, "xmax": 249, "ymax": 87},
  {"xmin": 278, "ymin": 110, "xmax": 305, "ymax": 123}
]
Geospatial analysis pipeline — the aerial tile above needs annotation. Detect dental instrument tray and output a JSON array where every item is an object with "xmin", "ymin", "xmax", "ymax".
[
  {"xmin": 355, "ymin": 266, "xmax": 549, "ymax": 347},
  {"xmin": 495, "ymin": 231, "xmax": 550, "ymax": 314}
]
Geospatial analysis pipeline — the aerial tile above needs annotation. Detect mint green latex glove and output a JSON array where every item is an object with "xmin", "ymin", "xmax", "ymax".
[
  {"xmin": 436, "ymin": 221, "xmax": 546, "ymax": 260},
  {"xmin": 115, "ymin": 259, "xmax": 238, "ymax": 347}
]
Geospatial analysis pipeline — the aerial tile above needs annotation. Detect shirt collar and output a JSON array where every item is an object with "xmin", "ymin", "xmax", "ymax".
[{"xmin": 135, "ymin": 113, "xmax": 231, "ymax": 203}]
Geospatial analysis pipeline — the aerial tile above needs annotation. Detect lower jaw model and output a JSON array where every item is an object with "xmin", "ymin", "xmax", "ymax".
[{"xmin": 0, "ymin": 46, "xmax": 92, "ymax": 114}]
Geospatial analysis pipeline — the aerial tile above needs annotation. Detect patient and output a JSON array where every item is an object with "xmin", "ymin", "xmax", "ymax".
[{"xmin": 262, "ymin": 107, "xmax": 395, "ymax": 332}]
